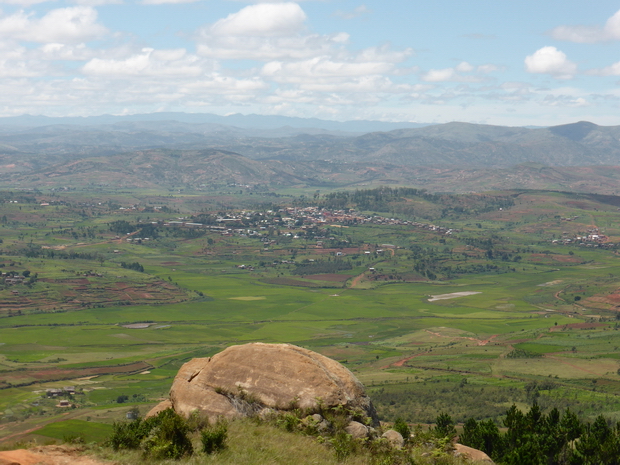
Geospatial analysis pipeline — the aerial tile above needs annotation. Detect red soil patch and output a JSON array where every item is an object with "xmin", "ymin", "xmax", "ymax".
[
  {"xmin": 564, "ymin": 201, "xmax": 593, "ymax": 209},
  {"xmin": 313, "ymin": 247, "xmax": 362, "ymax": 255},
  {"xmin": 529, "ymin": 253, "xmax": 581, "ymax": 263},
  {"xmin": 0, "ymin": 445, "xmax": 107, "ymax": 464},
  {"xmin": 426, "ymin": 329, "xmax": 498, "ymax": 346},
  {"xmin": 386, "ymin": 352, "xmax": 430, "ymax": 368},
  {"xmin": 305, "ymin": 274, "xmax": 352, "ymax": 282},
  {"xmin": 59, "ymin": 278, "xmax": 90, "ymax": 285},
  {"xmin": 261, "ymin": 277, "xmax": 323, "ymax": 288},
  {"xmin": 381, "ymin": 333, "xmax": 499, "ymax": 370},
  {"xmin": 4, "ymin": 362, "xmax": 152, "ymax": 384},
  {"xmin": 553, "ymin": 256, "xmax": 583, "ymax": 263}
]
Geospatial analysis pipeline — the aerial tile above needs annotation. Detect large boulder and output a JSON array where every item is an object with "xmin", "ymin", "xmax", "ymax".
[
  {"xmin": 453, "ymin": 444, "xmax": 495, "ymax": 463},
  {"xmin": 344, "ymin": 421, "xmax": 369, "ymax": 439},
  {"xmin": 381, "ymin": 429, "xmax": 405, "ymax": 448},
  {"xmin": 148, "ymin": 343, "xmax": 378, "ymax": 425}
]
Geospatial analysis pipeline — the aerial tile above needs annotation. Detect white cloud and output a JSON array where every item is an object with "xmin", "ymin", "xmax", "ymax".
[
  {"xmin": 210, "ymin": 2, "xmax": 306, "ymax": 37},
  {"xmin": 477, "ymin": 64, "xmax": 499, "ymax": 73},
  {"xmin": 73, "ymin": 0, "xmax": 123, "ymax": 6},
  {"xmin": 354, "ymin": 45, "xmax": 413, "ymax": 64},
  {"xmin": 196, "ymin": 3, "xmax": 350, "ymax": 61},
  {"xmin": 422, "ymin": 68, "xmax": 455, "ymax": 82},
  {"xmin": 334, "ymin": 5, "xmax": 370, "ymax": 20},
  {"xmin": 82, "ymin": 48, "xmax": 205, "ymax": 77},
  {"xmin": 542, "ymin": 94, "xmax": 590, "ymax": 107},
  {"xmin": 262, "ymin": 56, "xmax": 394, "ymax": 80},
  {"xmin": 551, "ymin": 9, "xmax": 620, "ymax": 43},
  {"xmin": 455, "ymin": 61, "xmax": 473, "ymax": 72},
  {"xmin": 196, "ymin": 33, "xmax": 349, "ymax": 61},
  {"xmin": 590, "ymin": 60, "xmax": 620, "ymax": 76},
  {"xmin": 524, "ymin": 46, "xmax": 577, "ymax": 79},
  {"xmin": 181, "ymin": 76, "xmax": 268, "ymax": 94},
  {"xmin": 0, "ymin": 46, "xmax": 48, "ymax": 77},
  {"xmin": 142, "ymin": 0, "xmax": 198, "ymax": 5},
  {"xmin": 0, "ymin": 7, "xmax": 107, "ymax": 44},
  {"xmin": 421, "ymin": 62, "xmax": 492, "ymax": 83},
  {"xmin": 39, "ymin": 43, "xmax": 93, "ymax": 61},
  {"xmin": 0, "ymin": 0, "xmax": 51, "ymax": 5}
]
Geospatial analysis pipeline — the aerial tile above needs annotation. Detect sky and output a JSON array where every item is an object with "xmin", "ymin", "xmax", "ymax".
[{"xmin": 1, "ymin": 0, "xmax": 620, "ymax": 126}]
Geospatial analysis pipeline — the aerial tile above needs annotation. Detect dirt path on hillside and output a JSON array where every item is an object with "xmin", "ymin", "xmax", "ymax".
[
  {"xmin": 380, "ymin": 351, "xmax": 430, "ymax": 369},
  {"xmin": 425, "ymin": 329, "xmax": 498, "ymax": 346},
  {"xmin": 0, "ymin": 445, "xmax": 111, "ymax": 465},
  {"xmin": 381, "ymin": 331, "xmax": 499, "ymax": 369},
  {"xmin": 349, "ymin": 272, "xmax": 365, "ymax": 288}
]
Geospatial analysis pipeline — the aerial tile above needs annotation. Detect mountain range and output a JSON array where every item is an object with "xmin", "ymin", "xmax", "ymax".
[{"xmin": 2, "ymin": 114, "xmax": 620, "ymax": 193}]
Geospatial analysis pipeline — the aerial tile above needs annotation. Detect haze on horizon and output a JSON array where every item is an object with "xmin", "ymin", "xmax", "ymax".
[{"xmin": 1, "ymin": 0, "xmax": 620, "ymax": 127}]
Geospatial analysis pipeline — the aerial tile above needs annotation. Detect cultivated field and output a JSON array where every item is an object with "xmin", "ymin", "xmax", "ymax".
[{"xmin": 2, "ymin": 187, "xmax": 620, "ymax": 442}]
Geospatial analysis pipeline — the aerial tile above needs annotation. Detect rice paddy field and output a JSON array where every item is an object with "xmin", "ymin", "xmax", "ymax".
[{"xmin": 2, "ymin": 187, "xmax": 620, "ymax": 442}]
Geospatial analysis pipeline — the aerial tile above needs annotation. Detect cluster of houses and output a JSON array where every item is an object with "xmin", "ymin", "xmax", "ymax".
[
  {"xmin": 151, "ymin": 206, "xmax": 456, "ymax": 239},
  {"xmin": 552, "ymin": 228, "xmax": 609, "ymax": 246},
  {"xmin": 46, "ymin": 386, "xmax": 76, "ymax": 397},
  {"xmin": 2, "ymin": 274, "xmax": 25, "ymax": 285}
]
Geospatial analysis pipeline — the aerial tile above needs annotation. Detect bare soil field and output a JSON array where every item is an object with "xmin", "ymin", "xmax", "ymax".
[
  {"xmin": 0, "ymin": 279, "xmax": 187, "ymax": 315},
  {"xmin": 313, "ymin": 247, "xmax": 363, "ymax": 255},
  {"xmin": 1, "ymin": 362, "xmax": 152, "ymax": 386},
  {"xmin": 0, "ymin": 445, "xmax": 109, "ymax": 465},
  {"xmin": 261, "ymin": 277, "xmax": 324, "ymax": 287},
  {"xmin": 529, "ymin": 253, "xmax": 583, "ymax": 264}
]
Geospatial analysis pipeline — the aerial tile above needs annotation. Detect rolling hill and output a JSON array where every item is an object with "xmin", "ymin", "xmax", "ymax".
[{"xmin": 4, "ymin": 115, "xmax": 620, "ymax": 192}]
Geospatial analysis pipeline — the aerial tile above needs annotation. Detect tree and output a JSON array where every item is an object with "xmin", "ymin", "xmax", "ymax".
[{"xmin": 434, "ymin": 412, "xmax": 456, "ymax": 439}]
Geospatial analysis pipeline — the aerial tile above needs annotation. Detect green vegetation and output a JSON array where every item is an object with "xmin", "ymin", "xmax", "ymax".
[
  {"xmin": 35, "ymin": 419, "xmax": 113, "ymax": 443},
  {"xmin": 200, "ymin": 420, "xmax": 228, "ymax": 455},
  {"xmin": 4, "ymin": 185, "xmax": 620, "ymax": 460},
  {"xmin": 461, "ymin": 403, "xmax": 620, "ymax": 465},
  {"xmin": 108, "ymin": 408, "xmax": 197, "ymax": 459}
]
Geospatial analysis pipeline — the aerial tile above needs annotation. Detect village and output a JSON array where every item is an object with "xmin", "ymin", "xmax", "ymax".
[{"xmin": 148, "ymin": 206, "xmax": 457, "ymax": 240}]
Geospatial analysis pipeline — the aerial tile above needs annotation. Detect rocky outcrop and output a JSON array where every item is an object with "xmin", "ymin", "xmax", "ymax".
[
  {"xmin": 148, "ymin": 343, "xmax": 378, "ymax": 425},
  {"xmin": 453, "ymin": 443, "xmax": 495, "ymax": 463}
]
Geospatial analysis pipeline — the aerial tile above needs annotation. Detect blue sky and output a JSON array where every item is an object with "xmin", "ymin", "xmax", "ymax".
[{"xmin": 1, "ymin": 0, "xmax": 620, "ymax": 126}]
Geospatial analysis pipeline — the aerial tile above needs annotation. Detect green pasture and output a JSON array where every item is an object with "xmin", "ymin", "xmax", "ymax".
[
  {"xmin": 6, "ymin": 187, "xmax": 620, "ymax": 437},
  {"xmin": 35, "ymin": 420, "xmax": 113, "ymax": 443}
]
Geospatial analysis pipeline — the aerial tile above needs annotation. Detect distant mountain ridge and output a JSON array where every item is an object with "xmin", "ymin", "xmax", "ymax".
[
  {"xmin": 0, "ymin": 112, "xmax": 427, "ymax": 133},
  {"xmin": 3, "ymin": 114, "xmax": 620, "ymax": 193}
]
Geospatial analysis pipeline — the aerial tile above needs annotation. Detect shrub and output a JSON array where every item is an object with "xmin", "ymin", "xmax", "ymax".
[
  {"xmin": 277, "ymin": 412, "xmax": 301, "ymax": 432},
  {"xmin": 186, "ymin": 410, "xmax": 209, "ymax": 432},
  {"xmin": 108, "ymin": 417, "xmax": 151, "ymax": 450},
  {"xmin": 201, "ymin": 421, "xmax": 228, "ymax": 454},
  {"xmin": 62, "ymin": 434, "xmax": 85, "ymax": 445},
  {"xmin": 393, "ymin": 418, "xmax": 410, "ymax": 444},
  {"xmin": 330, "ymin": 431, "xmax": 357, "ymax": 462},
  {"xmin": 141, "ymin": 409, "xmax": 193, "ymax": 460},
  {"xmin": 107, "ymin": 408, "xmax": 193, "ymax": 460}
]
